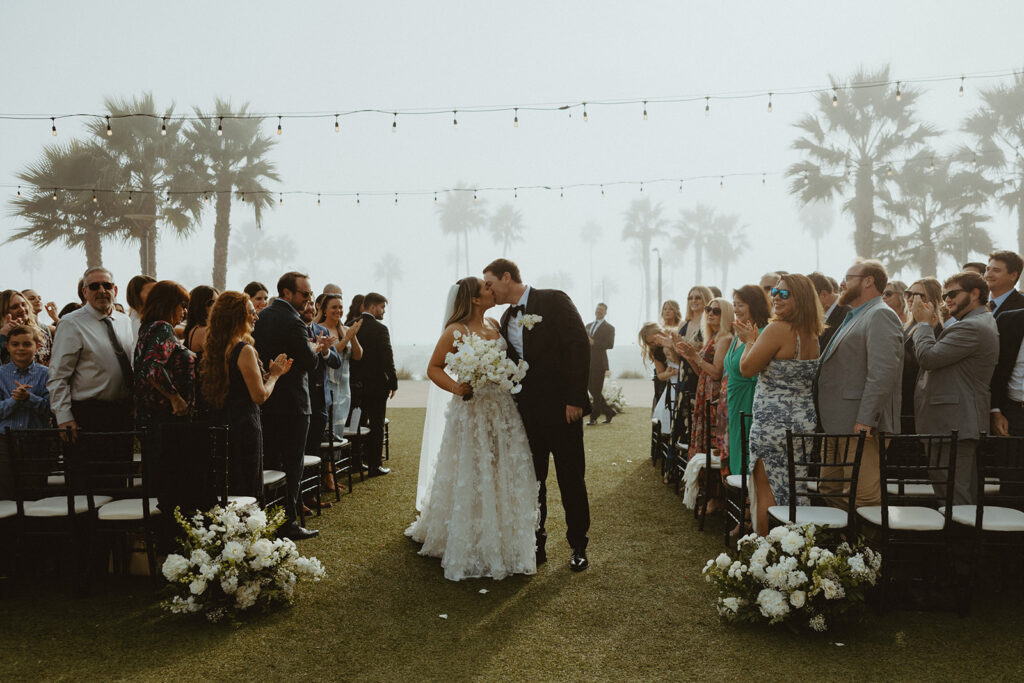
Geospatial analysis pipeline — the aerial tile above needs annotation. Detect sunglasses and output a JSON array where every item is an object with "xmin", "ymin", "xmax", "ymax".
[
  {"xmin": 87, "ymin": 282, "xmax": 114, "ymax": 291},
  {"xmin": 942, "ymin": 289, "xmax": 964, "ymax": 301},
  {"xmin": 770, "ymin": 287, "xmax": 791, "ymax": 300},
  {"xmin": 904, "ymin": 291, "xmax": 926, "ymax": 300}
]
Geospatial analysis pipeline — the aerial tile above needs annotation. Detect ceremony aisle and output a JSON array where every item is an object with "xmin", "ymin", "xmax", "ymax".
[{"xmin": 1, "ymin": 408, "xmax": 1022, "ymax": 681}]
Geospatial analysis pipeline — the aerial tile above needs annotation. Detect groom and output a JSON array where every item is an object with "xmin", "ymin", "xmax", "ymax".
[{"xmin": 483, "ymin": 258, "xmax": 593, "ymax": 572}]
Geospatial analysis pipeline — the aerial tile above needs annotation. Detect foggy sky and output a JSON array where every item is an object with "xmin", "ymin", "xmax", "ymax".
[{"xmin": 4, "ymin": 0, "xmax": 1024, "ymax": 344}]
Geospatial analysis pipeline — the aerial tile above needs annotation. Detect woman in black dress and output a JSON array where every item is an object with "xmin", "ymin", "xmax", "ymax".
[{"xmin": 201, "ymin": 291, "xmax": 292, "ymax": 497}]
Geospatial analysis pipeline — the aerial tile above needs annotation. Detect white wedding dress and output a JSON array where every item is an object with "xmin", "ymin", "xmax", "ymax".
[{"xmin": 405, "ymin": 335, "xmax": 540, "ymax": 581}]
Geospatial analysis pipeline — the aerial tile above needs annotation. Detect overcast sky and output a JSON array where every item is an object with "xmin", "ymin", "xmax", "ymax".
[{"xmin": 4, "ymin": 0, "xmax": 1024, "ymax": 343}]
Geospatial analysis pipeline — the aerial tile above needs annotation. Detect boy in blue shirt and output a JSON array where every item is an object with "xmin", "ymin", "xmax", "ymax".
[{"xmin": 0, "ymin": 325, "xmax": 51, "ymax": 498}]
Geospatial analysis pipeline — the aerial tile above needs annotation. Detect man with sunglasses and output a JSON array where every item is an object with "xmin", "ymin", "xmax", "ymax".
[
  {"xmin": 816, "ymin": 259, "xmax": 903, "ymax": 509},
  {"xmin": 48, "ymin": 267, "xmax": 136, "ymax": 439},
  {"xmin": 911, "ymin": 271, "xmax": 998, "ymax": 504}
]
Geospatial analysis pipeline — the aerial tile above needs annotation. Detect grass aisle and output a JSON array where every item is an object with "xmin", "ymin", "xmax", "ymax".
[{"xmin": 2, "ymin": 407, "xmax": 1023, "ymax": 681}]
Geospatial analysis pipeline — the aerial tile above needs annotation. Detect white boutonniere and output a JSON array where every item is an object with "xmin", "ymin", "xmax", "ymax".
[{"xmin": 517, "ymin": 314, "xmax": 543, "ymax": 330}]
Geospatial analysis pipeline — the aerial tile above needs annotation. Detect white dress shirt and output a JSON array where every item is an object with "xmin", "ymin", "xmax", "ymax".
[
  {"xmin": 47, "ymin": 305, "xmax": 135, "ymax": 424},
  {"xmin": 507, "ymin": 286, "xmax": 531, "ymax": 359},
  {"xmin": 1009, "ymin": 339, "xmax": 1024, "ymax": 403}
]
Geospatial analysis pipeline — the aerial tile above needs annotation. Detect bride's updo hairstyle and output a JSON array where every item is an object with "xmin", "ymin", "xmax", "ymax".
[{"xmin": 446, "ymin": 277, "xmax": 483, "ymax": 327}]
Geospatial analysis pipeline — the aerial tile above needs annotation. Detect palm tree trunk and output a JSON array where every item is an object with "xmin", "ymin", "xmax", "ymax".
[
  {"xmin": 212, "ymin": 192, "xmax": 231, "ymax": 291},
  {"xmin": 84, "ymin": 228, "xmax": 103, "ymax": 268},
  {"xmin": 853, "ymin": 170, "xmax": 876, "ymax": 258},
  {"xmin": 463, "ymin": 232, "xmax": 470, "ymax": 277},
  {"xmin": 640, "ymin": 242, "xmax": 651, "ymax": 319},
  {"xmin": 815, "ymin": 237, "xmax": 821, "ymax": 271},
  {"xmin": 694, "ymin": 243, "xmax": 703, "ymax": 284},
  {"xmin": 1017, "ymin": 191, "xmax": 1024, "ymax": 257},
  {"xmin": 146, "ymin": 223, "xmax": 158, "ymax": 277},
  {"xmin": 453, "ymin": 237, "xmax": 460, "ymax": 280}
]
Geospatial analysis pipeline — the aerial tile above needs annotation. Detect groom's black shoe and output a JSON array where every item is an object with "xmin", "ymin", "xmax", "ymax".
[
  {"xmin": 602, "ymin": 413, "xmax": 615, "ymax": 424},
  {"xmin": 570, "ymin": 550, "xmax": 589, "ymax": 572},
  {"xmin": 586, "ymin": 418, "xmax": 598, "ymax": 426},
  {"xmin": 536, "ymin": 547, "xmax": 547, "ymax": 565},
  {"xmin": 367, "ymin": 466, "xmax": 391, "ymax": 477}
]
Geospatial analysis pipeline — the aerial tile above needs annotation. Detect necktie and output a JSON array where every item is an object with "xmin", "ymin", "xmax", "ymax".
[{"xmin": 102, "ymin": 316, "xmax": 133, "ymax": 393}]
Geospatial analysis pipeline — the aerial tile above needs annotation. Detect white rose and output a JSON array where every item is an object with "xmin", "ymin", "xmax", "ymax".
[
  {"xmin": 715, "ymin": 553, "xmax": 731, "ymax": 569},
  {"xmin": 768, "ymin": 526, "xmax": 788, "ymax": 542},
  {"xmin": 756, "ymin": 588, "xmax": 790, "ymax": 619},
  {"xmin": 222, "ymin": 541, "xmax": 245, "ymax": 562},
  {"xmin": 246, "ymin": 509, "xmax": 268, "ymax": 531},
  {"xmin": 161, "ymin": 553, "xmax": 189, "ymax": 581},
  {"xmin": 781, "ymin": 532, "xmax": 805, "ymax": 554},
  {"xmin": 189, "ymin": 578, "xmax": 207, "ymax": 595},
  {"xmin": 190, "ymin": 549, "xmax": 210, "ymax": 566},
  {"xmin": 790, "ymin": 590, "xmax": 807, "ymax": 608}
]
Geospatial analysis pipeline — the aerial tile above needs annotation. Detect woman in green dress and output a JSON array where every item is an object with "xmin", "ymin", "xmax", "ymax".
[{"xmin": 720, "ymin": 284, "xmax": 773, "ymax": 476}]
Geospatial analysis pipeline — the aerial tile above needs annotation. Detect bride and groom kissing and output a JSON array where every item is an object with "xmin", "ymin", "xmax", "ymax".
[{"xmin": 405, "ymin": 258, "xmax": 593, "ymax": 581}]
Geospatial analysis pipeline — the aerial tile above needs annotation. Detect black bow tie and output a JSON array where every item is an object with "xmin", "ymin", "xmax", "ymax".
[{"xmin": 509, "ymin": 304, "xmax": 526, "ymax": 317}]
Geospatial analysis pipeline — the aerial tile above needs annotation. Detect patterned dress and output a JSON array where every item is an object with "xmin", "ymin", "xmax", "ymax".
[
  {"xmin": 748, "ymin": 334, "xmax": 818, "ymax": 505},
  {"xmin": 690, "ymin": 337, "xmax": 725, "ymax": 455},
  {"xmin": 133, "ymin": 320, "xmax": 197, "ymax": 425}
]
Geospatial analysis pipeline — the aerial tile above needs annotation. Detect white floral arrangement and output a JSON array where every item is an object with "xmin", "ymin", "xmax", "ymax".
[
  {"xmin": 161, "ymin": 502, "xmax": 325, "ymax": 622},
  {"xmin": 447, "ymin": 330, "xmax": 528, "ymax": 400},
  {"xmin": 516, "ymin": 314, "xmax": 543, "ymax": 330},
  {"xmin": 702, "ymin": 523, "xmax": 881, "ymax": 632},
  {"xmin": 602, "ymin": 379, "xmax": 628, "ymax": 414}
]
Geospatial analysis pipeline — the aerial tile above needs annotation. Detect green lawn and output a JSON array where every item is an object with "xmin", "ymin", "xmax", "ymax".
[{"xmin": 1, "ymin": 407, "xmax": 1022, "ymax": 681}]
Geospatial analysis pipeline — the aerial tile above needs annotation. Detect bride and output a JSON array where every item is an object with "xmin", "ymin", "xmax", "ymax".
[{"xmin": 405, "ymin": 277, "xmax": 539, "ymax": 581}]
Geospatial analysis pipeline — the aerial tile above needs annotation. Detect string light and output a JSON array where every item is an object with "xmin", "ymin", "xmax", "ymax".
[
  {"xmin": 473, "ymin": 190, "xmax": 478, "ymax": 202},
  {"xmin": 317, "ymin": 194, "xmax": 321, "ymax": 206},
  {"xmin": 600, "ymin": 185, "xmax": 605, "ymax": 197},
  {"xmin": 92, "ymin": 191, "xmax": 98, "ymax": 203},
  {"xmin": 514, "ymin": 187, "xmax": 518, "ymax": 199},
  {"xmin": 887, "ymin": 165, "xmax": 894, "ymax": 176},
  {"xmin": 639, "ymin": 182, "xmax": 644, "ymax": 193},
  {"xmin": 51, "ymin": 117, "xmax": 57, "ymax": 136},
  {"xmin": 583, "ymin": 102, "xmax": 588, "ymax": 122},
  {"xmin": 643, "ymin": 100, "xmax": 648, "ymax": 120},
  {"xmin": 17, "ymin": 186, "xmax": 20, "ymax": 198},
  {"xmin": 105, "ymin": 116, "xmax": 112, "ymax": 136},
  {"xmin": 127, "ymin": 191, "xmax": 132, "ymax": 204},
  {"xmin": 453, "ymin": 110, "xmax": 457, "ymax": 126},
  {"xmin": 356, "ymin": 193, "xmax": 360, "ymax": 206},
  {"xmin": 203, "ymin": 192, "xmax": 209, "ymax": 203},
  {"xmin": 434, "ymin": 192, "xmax": 438, "ymax": 204},
  {"xmin": 217, "ymin": 117, "xmax": 223, "ymax": 136},
  {"xmin": 166, "ymin": 189, "xmax": 171, "ymax": 200},
  {"xmin": 679, "ymin": 180, "xmax": 683, "ymax": 192},
  {"xmin": 334, "ymin": 115, "xmax": 339, "ymax": 133},
  {"xmin": 161, "ymin": 117, "xmax": 167, "ymax": 136},
  {"xmin": 279, "ymin": 194, "xmax": 283, "ymax": 206},
  {"xmin": 704, "ymin": 97, "xmax": 710, "ymax": 116},
  {"xmin": 560, "ymin": 187, "xmax": 564, "ymax": 199},
  {"xmin": 513, "ymin": 107, "xmax": 518, "ymax": 128},
  {"xmin": 929, "ymin": 157, "xmax": 935, "ymax": 171},
  {"xmin": 959, "ymin": 75, "xmax": 965, "ymax": 97},
  {"xmin": 394, "ymin": 193, "xmax": 398, "ymax": 205},
  {"xmin": 392, "ymin": 112, "xmax": 397, "ymax": 132},
  {"xmin": 720, "ymin": 176, "xmax": 724, "ymax": 189},
  {"xmin": 277, "ymin": 116, "xmax": 282, "ymax": 135},
  {"xmin": 761, "ymin": 174, "xmax": 766, "ymax": 185},
  {"xmin": 832, "ymin": 88, "xmax": 839, "ymax": 107},
  {"xmin": 895, "ymin": 81, "xmax": 902, "ymax": 101},
  {"xmin": 845, "ymin": 164, "xmax": 851, "ymax": 180},
  {"xmin": 51, "ymin": 188, "xmax": 57, "ymax": 200},
  {"xmin": 241, "ymin": 192, "xmax": 246, "ymax": 202},
  {"xmin": 767, "ymin": 93, "xmax": 773, "ymax": 113},
  {"xmin": 973, "ymin": 153, "xmax": 978, "ymax": 168}
]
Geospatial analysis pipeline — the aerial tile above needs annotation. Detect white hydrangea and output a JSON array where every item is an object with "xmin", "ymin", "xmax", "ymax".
[
  {"xmin": 190, "ymin": 549, "xmax": 211, "ymax": 566},
  {"xmin": 756, "ymin": 588, "xmax": 791, "ymax": 619},
  {"xmin": 162, "ymin": 553, "xmax": 190, "ymax": 581},
  {"xmin": 246, "ymin": 509, "xmax": 268, "ymax": 531},
  {"xmin": 235, "ymin": 582, "xmax": 261, "ymax": 610},
  {"xmin": 781, "ymin": 531, "xmax": 806, "ymax": 554},
  {"xmin": 189, "ymin": 578, "xmax": 208, "ymax": 595},
  {"xmin": 768, "ymin": 526, "xmax": 789, "ymax": 542},
  {"xmin": 715, "ymin": 553, "xmax": 732, "ymax": 569},
  {"xmin": 220, "ymin": 575, "xmax": 239, "ymax": 595}
]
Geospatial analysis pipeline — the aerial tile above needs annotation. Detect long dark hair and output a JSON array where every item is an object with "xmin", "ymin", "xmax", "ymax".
[
  {"xmin": 446, "ymin": 277, "xmax": 482, "ymax": 327},
  {"xmin": 346, "ymin": 294, "xmax": 364, "ymax": 323},
  {"xmin": 184, "ymin": 285, "xmax": 219, "ymax": 342},
  {"xmin": 315, "ymin": 293, "xmax": 344, "ymax": 325}
]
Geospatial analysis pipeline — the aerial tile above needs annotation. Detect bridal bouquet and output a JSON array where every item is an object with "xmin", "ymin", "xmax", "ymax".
[
  {"xmin": 447, "ymin": 330, "xmax": 528, "ymax": 400},
  {"xmin": 703, "ymin": 523, "xmax": 881, "ymax": 632},
  {"xmin": 602, "ymin": 379, "xmax": 627, "ymax": 414},
  {"xmin": 161, "ymin": 501, "xmax": 325, "ymax": 622}
]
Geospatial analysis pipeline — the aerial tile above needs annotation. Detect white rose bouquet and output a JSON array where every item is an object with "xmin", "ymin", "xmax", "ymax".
[
  {"xmin": 446, "ymin": 330, "xmax": 528, "ymax": 401},
  {"xmin": 702, "ymin": 523, "xmax": 881, "ymax": 632},
  {"xmin": 161, "ymin": 502, "xmax": 325, "ymax": 622},
  {"xmin": 601, "ymin": 379, "xmax": 627, "ymax": 414}
]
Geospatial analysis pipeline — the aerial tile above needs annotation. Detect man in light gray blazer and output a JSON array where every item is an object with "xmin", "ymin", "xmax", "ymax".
[
  {"xmin": 911, "ymin": 271, "xmax": 999, "ymax": 504},
  {"xmin": 816, "ymin": 260, "xmax": 904, "ymax": 507}
]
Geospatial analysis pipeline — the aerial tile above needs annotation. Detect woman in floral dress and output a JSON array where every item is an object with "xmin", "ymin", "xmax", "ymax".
[{"xmin": 678, "ymin": 298, "xmax": 734, "ymax": 461}]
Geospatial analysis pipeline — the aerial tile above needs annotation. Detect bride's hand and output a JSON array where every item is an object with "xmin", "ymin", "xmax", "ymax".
[{"xmin": 451, "ymin": 381, "xmax": 473, "ymax": 397}]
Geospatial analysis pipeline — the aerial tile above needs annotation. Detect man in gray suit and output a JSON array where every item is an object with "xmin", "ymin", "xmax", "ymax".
[
  {"xmin": 816, "ymin": 259, "xmax": 904, "ymax": 507},
  {"xmin": 910, "ymin": 271, "xmax": 999, "ymax": 504}
]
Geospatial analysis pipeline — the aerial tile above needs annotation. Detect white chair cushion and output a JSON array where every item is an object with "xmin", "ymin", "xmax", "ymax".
[
  {"xmin": 0, "ymin": 500, "xmax": 16, "ymax": 520},
  {"xmin": 886, "ymin": 483, "xmax": 935, "ymax": 497},
  {"xmin": 344, "ymin": 427, "xmax": 370, "ymax": 437},
  {"xmin": 768, "ymin": 505, "xmax": 848, "ymax": 527},
  {"xmin": 97, "ymin": 498, "xmax": 161, "ymax": 520},
  {"xmin": 805, "ymin": 481, "xmax": 819, "ymax": 493},
  {"xmin": 941, "ymin": 505, "xmax": 1024, "ymax": 532},
  {"xmin": 46, "ymin": 475, "xmax": 66, "ymax": 486},
  {"xmin": 227, "ymin": 496, "xmax": 258, "ymax": 506},
  {"xmin": 724, "ymin": 474, "xmax": 744, "ymax": 489},
  {"xmin": 25, "ymin": 495, "xmax": 113, "ymax": 517},
  {"xmin": 320, "ymin": 438, "xmax": 351, "ymax": 449},
  {"xmin": 302, "ymin": 455, "xmax": 322, "ymax": 468},
  {"xmin": 857, "ymin": 505, "xmax": 945, "ymax": 531},
  {"xmin": 263, "ymin": 470, "xmax": 286, "ymax": 486}
]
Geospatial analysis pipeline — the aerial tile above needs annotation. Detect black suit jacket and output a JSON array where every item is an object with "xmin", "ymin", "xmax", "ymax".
[
  {"xmin": 306, "ymin": 321, "xmax": 342, "ymax": 420},
  {"xmin": 587, "ymin": 319, "xmax": 615, "ymax": 375},
  {"xmin": 252, "ymin": 299, "xmax": 319, "ymax": 416},
  {"xmin": 500, "ymin": 288, "xmax": 591, "ymax": 424},
  {"xmin": 350, "ymin": 313, "xmax": 398, "ymax": 397},
  {"xmin": 992, "ymin": 289, "xmax": 1024, "ymax": 318},
  {"xmin": 818, "ymin": 302, "xmax": 852, "ymax": 352},
  {"xmin": 991, "ymin": 307, "xmax": 1024, "ymax": 413}
]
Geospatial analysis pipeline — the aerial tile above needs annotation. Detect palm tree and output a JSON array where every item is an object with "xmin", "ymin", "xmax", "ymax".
[
  {"xmin": 579, "ymin": 219, "xmax": 603, "ymax": 309},
  {"xmin": 961, "ymin": 71, "xmax": 1024, "ymax": 254},
  {"xmin": 488, "ymin": 203, "xmax": 526, "ymax": 255},
  {"xmin": 787, "ymin": 65, "xmax": 939, "ymax": 258},
  {"xmin": 87, "ymin": 93, "xmax": 202, "ymax": 276},
  {"xmin": 621, "ymin": 197, "xmax": 667, "ymax": 319},
  {"xmin": 184, "ymin": 99, "xmax": 279, "ymax": 290},
  {"xmin": 437, "ymin": 184, "xmax": 487, "ymax": 278},
  {"xmin": 672, "ymin": 204, "xmax": 718, "ymax": 285},
  {"xmin": 9, "ymin": 140, "xmax": 126, "ymax": 268},
  {"xmin": 373, "ymin": 253, "xmax": 403, "ymax": 302},
  {"xmin": 798, "ymin": 200, "xmax": 835, "ymax": 271},
  {"xmin": 230, "ymin": 221, "xmax": 277, "ymax": 284},
  {"xmin": 704, "ymin": 212, "xmax": 748, "ymax": 290}
]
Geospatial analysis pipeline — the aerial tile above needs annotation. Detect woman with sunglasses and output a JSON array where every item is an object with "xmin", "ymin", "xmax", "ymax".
[
  {"xmin": 733, "ymin": 274, "xmax": 823, "ymax": 535},
  {"xmin": 883, "ymin": 280, "xmax": 909, "ymax": 324},
  {"xmin": 666, "ymin": 287, "xmax": 714, "ymax": 457},
  {"xmin": 900, "ymin": 277, "xmax": 943, "ymax": 432}
]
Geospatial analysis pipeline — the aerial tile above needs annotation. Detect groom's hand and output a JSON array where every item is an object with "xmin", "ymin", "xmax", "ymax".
[{"xmin": 566, "ymin": 405, "xmax": 583, "ymax": 423}]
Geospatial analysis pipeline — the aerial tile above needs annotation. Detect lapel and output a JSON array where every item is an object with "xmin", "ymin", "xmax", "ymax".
[
  {"xmin": 499, "ymin": 307, "xmax": 511, "ymax": 341},
  {"xmin": 523, "ymin": 288, "xmax": 540, "ymax": 360},
  {"xmin": 821, "ymin": 297, "xmax": 881, "ymax": 364}
]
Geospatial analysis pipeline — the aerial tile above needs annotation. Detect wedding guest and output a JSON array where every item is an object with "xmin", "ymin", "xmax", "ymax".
[
  {"xmin": 0, "ymin": 325, "xmax": 51, "ymax": 499},
  {"xmin": 759, "ymin": 272, "xmax": 781, "ymax": 294},
  {"xmin": 586, "ymin": 303, "xmax": 616, "ymax": 425},
  {"xmin": 992, "ymin": 303, "xmax": 1024, "ymax": 436},
  {"xmin": 883, "ymin": 280, "xmax": 908, "ymax": 323},
  {"xmin": 345, "ymin": 294, "xmax": 364, "ymax": 326},
  {"xmin": 48, "ymin": 267, "xmax": 135, "ymax": 437},
  {"xmin": 299, "ymin": 299, "xmax": 341, "ymax": 506},
  {"xmin": 125, "ymin": 274, "xmax": 156, "ymax": 340},
  {"xmin": 133, "ymin": 281, "xmax": 195, "ymax": 427},
  {"xmin": 0, "ymin": 289, "xmax": 51, "ymax": 365},
  {"xmin": 911, "ymin": 271, "xmax": 998, "ymax": 504},
  {"xmin": 253, "ymin": 271, "xmax": 332, "ymax": 540},
  {"xmin": 985, "ymin": 250, "xmax": 1024, "ymax": 317},
  {"xmin": 709, "ymin": 286, "xmax": 723, "ymax": 298},
  {"xmin": 736, "ymin": 274, "xmax": 822, "ymax": 535},
  {"xmin": 671, "ymin": 287, "xmax": 713, "ymax": 443},
  {"xmin": 243, "ymin": 281, "xmax": 270, "ymax": 313},
  {"xmin": 58, "ymin": 302, "xmax": 81, "ymax": 319},
  {"xmin": 962, "ymin": 262, "xmax": 986, "ymax": 276},
  {"xmin": 816, "ymin": 259, "xmax": 902, "ymax": 509},
  {"xmin": 203, "ymin": 291, "xmax": 292, "ymax": 498},
  {"xmin": 185, "ymin": 286, "xmax": 219, "ymax": 354},
  {"xmin": 351, "ymin": 292, "xmax": 397, "ymax": 477},
  {"xmin": 721, "ymin": 285, "xmax": 771, "ymax": 478},
  {"xmin": 22, "ymin": 289, "xmax": 59, "ymax": 330},
  {"xmin": 660, "ymin": 300, "xmax": 683, "ymax": 332},
  {"xmin": 901, "ymin": 278, "xmax": 942, "ymax": 433},
  {"xmin": 809, "ymin": 272, "xmax": 850, "ymax": 353},
  {"xmin": 639, "ymin": 323, "xmax": 674, "ymax": 414},
  {"xmin": 315, "ymin": 293, "xmax": 363, "ymax": 439}
]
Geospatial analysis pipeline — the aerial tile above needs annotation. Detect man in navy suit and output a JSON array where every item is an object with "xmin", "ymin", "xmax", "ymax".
[
  {"xmin": 985, "ymin": 250, "xmax": 1024, "ymax": 317},
  {"xmin": 350, "ymin": 292, "xmax": 397, "ymax": 476},
  {"xmin": 253, "ymin": 271, "xmax": 334, "ymax": 540}
]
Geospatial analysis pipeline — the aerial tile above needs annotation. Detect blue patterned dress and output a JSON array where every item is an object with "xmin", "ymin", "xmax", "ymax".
[{"xmin": 747, "ymin": 335, "xmax": 818, "ymax": 505}]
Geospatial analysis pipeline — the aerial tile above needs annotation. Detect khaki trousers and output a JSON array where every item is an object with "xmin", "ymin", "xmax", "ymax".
[{"xmin": 819, "ymin": 434, "xmax": 881, "ymax": 509}]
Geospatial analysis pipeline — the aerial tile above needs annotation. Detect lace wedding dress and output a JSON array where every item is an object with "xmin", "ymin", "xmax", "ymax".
[{"xmin": 405, "ymin": 336, "xmax": 539, "ymax": 581}]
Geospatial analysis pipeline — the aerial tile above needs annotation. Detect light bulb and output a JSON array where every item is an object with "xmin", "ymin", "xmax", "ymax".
[
  {"xmin": 600, "ymin": 185, "xmax": 605, "ymax": 197},
  {"xmin": 277, "ymin": 116, "xmax": 282, "ymax": 135},
  {"xmin": 560, "ymin": 187, "xmax": 564, "ymax": 199},
  {"xmin": 106, "ymin": 115, "xmax": 112, "ymax": 136},
  {"xmin": 434, "ymin": 192, "xmax": 438, "ymax": 204},
  {"xmin": 473, "ymin": 190, "xmax": 477, "ymax": 202},
  {"xmin": 394, "ymin": 193, "xmax": 398, "ymax": 205},
  {"xmin": 767, "ymin": 93, "xmax": 773, "ymax": 113},
  {"xmin": 17, "ymin": 186, "xmax": 21, "ymax": 198},
  {"xmin": 762, "ymin": 174, "xmax": 766, "ymax": 185},
  {"xmin": 204, "ymin": 192, "xmax": 209, "ymax": 203},
  {"xmin": 583, "ymin": 102, "xmax": 588, "ymax": 122},
  {"xmin": 679, "ymin": 181, "xmax": 683, "ymax": 192},
  {"xmin": 845, "ymin": 167, "xmax": 851, "ymax": 180},
  {"xmin": 392, "ymin": 113, "xmax": 397, "ymax": 132},
  {"xmin": 127, "ymin": 191, "xmax": 132, "ymax": 204},
  {"xmin": 514, "ymin": 188, "xmax": 518, "ymax": 200},
  {"xmin": 241, "ymin": 192, "xmax": 246, "ymax": 202},
  {"xmin": 513, "ymin": 107, "xmax": 518, "ymax": 128},
  {"xmin": 720, "ymin": 177, "xmax": 724, "ymax": 189},
  {"xmin": 356, "ymin": 193, "xmax": 360, "ymax": 206},
  {"xmin": 640, "ymin": 182, "xmax": 644, "ymax": 193},
  {"xmin": 317, "ymin": 194, "xmax": 321, "ymax": 207},
  {"xmin": 930, "ymin": 158, "xmax": 935, "ymax": 171},
  {"xmin": 161, "ymin": 117, "xmax": 167, "ymax": 136},
  {"xmin": 334, "ymin": 115, "xmax": 339, "ymax": 133},
  {"xmin": 959, "ymin": 76, "xmax": 965, "ymax": 97},
  {"xmin": 973, "ymin": 153, "xmax": 978, "ymax": 168},
  {"xmin": 887, "ymin": 165, "xmax": 893, "ymax": 176},
  {"xmin": 643, "ymin": 100, "xmax": 648, "ymax": 120},
  {"xmin": 705, "ymin": 97, "xmax": 710, "ymax": 116},
  {"xmin": 453, "ymin": 110, "xmax": 457, "ymax": 126},
  {"xmin": 217, "ymin": 117, "xmax": 223, "ymax": 136},
  {"xmin": 92, "ymin": 191, "xmax": 98, "ymax": 203},
  {"xmin": 166, "ymin": 190, "xmax": 171, "ymax": 200},
  {"xmin": 52, "ymin": 189, "xmax": 57, "ymax": 200},
  {"xmin": 51, "ymin": 117, "xmax": 57, "ymax": 136},
  {"xmin": 279, "ymin": 194, "xmax": 283, "ymax": 206},
  {"xmin": 832, "ymin": 89, "xmax": 838, "ymax": 107},
  {"xmin": 896, "ymin": 81, "xmax": 902, "ymax": 101}
]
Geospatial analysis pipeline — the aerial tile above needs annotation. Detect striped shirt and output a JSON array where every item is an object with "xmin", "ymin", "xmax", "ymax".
[{"xmin": 0, "ymin": 361, "xmax": 51, "ymax": 430}]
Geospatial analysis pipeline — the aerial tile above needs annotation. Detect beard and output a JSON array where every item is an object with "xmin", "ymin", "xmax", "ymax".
[{"xmin": 838, "ymin": 281, "xmax": 861, "ymax": 307}]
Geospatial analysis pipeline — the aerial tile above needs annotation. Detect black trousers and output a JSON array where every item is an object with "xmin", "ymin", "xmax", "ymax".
[
  {"xmin": 359, "ymin": 392, "xmax": 388, "ymax": 469},
  {"xmin": 522, "ymin": 413, "xmax": 590, "ymax": 552},
  {"xmin": 262, "ymin": 412, "xmax": 310, "ymax": 523},
  {"xmin": 588, "ymin": 369, "xmax": 613, "ymax": 420},
  {"xmin": 305, "ymin": 414, "xmax": 327, "ymax": 457},
  {"xmin": 71, "ymin": 399, "xmax": 133, "ymax": 433}
]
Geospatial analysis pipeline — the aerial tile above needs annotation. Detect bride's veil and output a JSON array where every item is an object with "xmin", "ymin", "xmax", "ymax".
[{"xmin": 416, "ymin": 284, "xmax": 460, "ymax": 511}]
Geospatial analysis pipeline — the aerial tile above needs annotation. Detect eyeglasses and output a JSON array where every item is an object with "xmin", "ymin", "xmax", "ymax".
[
  {"xmin": 704, "ymin": 306, "xmax": 722, "ymax": 315},
  {"xmin": 941, "ymin": 289, "xmax": 965, "ymax": 301},
  {"xmin": 904, "ymin": 291, "xmax": 926, "ymax": 300},
  {"xmin": 297, "ymin": 290, "xmax": 314, "ymax": 299},
  {"xmin": 770, "ymin": 287, "xmax": 791, "ymax": 300},
  {"xmin": 86, "ymin": 282, "xmax": 114, "ymax": 291}
]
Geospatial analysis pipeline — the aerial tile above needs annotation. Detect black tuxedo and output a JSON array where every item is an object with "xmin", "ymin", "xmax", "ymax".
[
  {"xmin": 252, "ymin": 299, "xmax": 320, "ymax": 522},
  {"xmin": 587, "ymin": 318, "xmax": 615, "ymax": 420},
  {"xmin": 991, "ymin": 308, "xmax": 1024, "ymax": 434},
  {"xmin": 499, "ymin": 287, "xmax": 591, "ymax": 554},
  {"xmin": 350, "ymin": 313, "xmax": 397, "ymax": 469},
  {"xmin": 992, "ymin": 289, "xmax": 1024, "ymax": 318},
  {"xmin": 819, "ymin": 302, "xmax": 853, "ymax": 352},
  {"xmin": 305, "ymin": 321, "xmax": 341, "ymax": 454}
]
